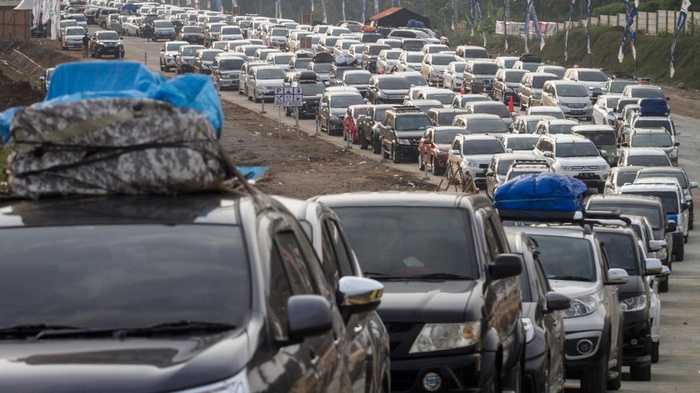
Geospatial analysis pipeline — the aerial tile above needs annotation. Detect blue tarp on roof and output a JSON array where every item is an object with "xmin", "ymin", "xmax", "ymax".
[
  {"xmin": 638, "ymin": 98, "xmax": 670, "ymax": 117},
  {"xmin": 494, "ymin": 173, "xmax": 588, "ymax": 213},
  {"xmin": 1, "ymin": 61, "xmax": 223, "ymax": 143},
  {"xmin": 0, "ymin": 107, "xmax": 22, "ymax": 144}
]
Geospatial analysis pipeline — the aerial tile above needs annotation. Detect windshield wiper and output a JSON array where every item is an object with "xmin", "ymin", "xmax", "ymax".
[
  {"xmin": 0, "ymin": 324, "xmax": 81, "ymax": 339},
  {"xmin": 406, "ymin": 273, "xmax": 474, "ymax": 280},
  {"xmin": 363, "ymin": 272, "xmax": 411, "ymax": 280},
  {"xmin": 548, "ymin": 275, "xmax": 590, "ymax": 281},
  {"xmin": 31, "ymin": 321, "xmax": 237, "ymax": 340}
]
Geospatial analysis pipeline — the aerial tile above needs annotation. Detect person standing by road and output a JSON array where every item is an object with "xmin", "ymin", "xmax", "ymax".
[{"xmin": 82, "ymin": 33, "xmax": 90, "ymax": 58}]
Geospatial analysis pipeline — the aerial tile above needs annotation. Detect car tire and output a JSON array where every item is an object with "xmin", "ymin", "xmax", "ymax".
[
  {"xmin": 360, "ymin": 132, "xmax": 369, "ymax": 150},
  {"xmin": 675, "ymin": 243, "xmax": 685, "ymax": 261},
  {"xmin": 659, "ymin": 276, "xmax": 669, "ymax": 293},
  {"xmin": 580, "ymin": 349, "xmax": 608, "ymax": 393},
  {"xmin": 392, "ymin": 146, "xmax": 400, "ymax": 163},
  {"xmin": 630, "ymin": 364, "xmax": 652, "ymax": 381},
  {"xmin": 651, "ymin": 341, "xmax": 660, "ymax": 363},
  {"xmin": 607, "ymin": 329, "xmax": 623, "ymax": 390},
  {"xmin": 373, "ymin": 137, "xmax": 381, "ymax": 154}
]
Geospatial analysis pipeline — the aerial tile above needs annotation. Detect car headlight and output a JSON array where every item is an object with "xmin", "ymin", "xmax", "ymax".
[
  {"xmin": 398, "ymin": 139, "xmax": 411, "ymax": 145},
  {"xmin": 564, "ymin": 294, "xmax": 599, "ymax": 318},
  {"xmin": 522, "ymin": 318, "xmax": 535, "ymax": 343},
  {"xmin": 175, "ymin": 369, "xmax": 249, "ymax": 393},
  {"xmin": 409, "ymin": 322, "xmax": 481, "ymax": 353},
  {"xmin": 621, "ymin": 294, "xmax": 647, "ymax": 312}
]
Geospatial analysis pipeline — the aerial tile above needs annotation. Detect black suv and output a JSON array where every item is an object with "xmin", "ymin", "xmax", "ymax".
[
  {"xmin": 368, "ymin": 75, "xmax": 411, "ymax": 105},
  {"xmin": 315, "ymin": 192, "xmax": 525, "ymax": 393},
  {"xmin": 377, "ymin": 106, "xmax": 433, "ymax": 163},
  {"xmin": 0, "ymin": 192, "xmax": 385, "ymax": 393},
  {"xmin": 284, "ymin": 71, "xmax": 326, "ymax": 118},
  {"xmin": 89, "ymin": 30, "xmax": 124, "ymax": 58},
  {"xmin": 357, "ymin": 103, "xmax": 395, "ymax": 153}
]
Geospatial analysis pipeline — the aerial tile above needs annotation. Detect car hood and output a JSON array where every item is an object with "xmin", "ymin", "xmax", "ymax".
[
  {"xmin": 558, "ymin": 96, "xmax": 590, "ymax": 105},
  {"xmin": 378, "ymin": 280, "xmax": 479, "ymax": 323},
  {"xmin": 548, "ymin": 279, "xmax": 598, "ymax": 298},
  {"xmin": 256, "ymin": 79, "xmax": 284, "ymax": 88},
  {"xmin": 396, "ymin": 131, "xmax": 426, "ymax": 138},
  {"xmin": 381, "ymin": 89, "xmax": 408, "ymax": 95},
  {"xmin": 65, "ymin": 34, "xmax": 83, "ymax": 40},
  {"xmin": 0, "ymin": 331, "xmax": 249, "ymax": 393},
  {"xmin": 556, "ymin": 156, "xmax": 608, "ymax": 167},
  {"xmin": 464, "ymin": 154, "xmax": 494, "ymax": 165}
]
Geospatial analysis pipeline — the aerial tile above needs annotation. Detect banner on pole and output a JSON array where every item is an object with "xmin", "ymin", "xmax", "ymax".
[
  {"xmin": 565, "ymin": 0, "xmax": 576, "ymax": 62},
  {"xmin": 670, "ymin": 0, "xmax": 691, "ymax": 78},
  {"xmin": 618, "ymin": 0, "xmax": 639, "ymax": 63}
]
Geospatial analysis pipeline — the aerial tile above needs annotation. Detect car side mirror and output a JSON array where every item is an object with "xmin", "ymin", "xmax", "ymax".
[
  {"xmin": 659, "ymin": 265, "xmax": 671, "ymax": 276},
  {"xmin": 337, "ymin": 276, "xmax": 383, "ymax": 315},
  {"xmin": 605, "ymin": 268, "xmax": 629, "ymax": 285},
  {"xmin": 451, "ymin": 149, "xmax": 461, "ymax": 156},
  {"xmin": 286, "ymin": 295, "xmax": 333, "ymax": 341},
  {"xmin": 648, "ymin": 239, "xmax": 667, "ymax": 251},
  {"xmin": 543, "ymin": 151, "xmax": 554, "ymax": 158},
  {"xmin": 691, "ymin": 181, "xmax": 699, "ymax": 189},
  {"xmin": 644, "ymin": 258, "xmax": 663, "ymax": 276},
  {"xmin": 488, "ymin": 253, "xmax": 523, "ymax": 280},
  {"xmin": 544, "ymin": 291, "xmax": 571, "ymax": 313},
  {"xmin": 666, "ymin": 222, "xmax": 677, "ymax": 232}
]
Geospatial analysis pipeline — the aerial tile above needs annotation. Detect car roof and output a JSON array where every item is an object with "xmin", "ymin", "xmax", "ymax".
[
  {"xmin": 503, "ymin": 133, "xmax": 539, "ymax": 139},
  {"xmin": 409, "ymin": 99, "xmax": 442, "ymax": 105},
  {"xmin": 462, "ymin": 133, "xmax": 500, "ymax": 141},
  {"xmin": 630, "ymin": 128, "xmax": 670, "ymax": 135},
  {"xmin": 494, "ymin": 152, "xmax": 538, "ymax": 160},
  {"xmin": 638, "ymin": 166, "xmax": 685, "ymax": 175},
  {"xmin": 571, "ymin": 124, "xmax": 615, "ymax": 132},
  {"xmin": 431, "ymin": 126, "xmax": 465, "ymax": 132},
  {"xmin": 549, "ymin": 80, "xmax": 582, "ymax": 86},
  {"xmin": 313, "ymin": 191, "xmax": 492, "ymax": 210},
  {"xmin": 428, "ymin": 107, "xmax": 466, "ymax": 113},
  {"xmin": 471, "ymin": 101, "xmax": 505, "ymax": 107},
  {"xmin": 612, "ymin": 165, "xmax": 643, "ymax": 173},
  {"xmin": 621, "ymin": 183, "xmax": 680, "ymax": 193},
  {"xmin": 626, "ymin": 147, "xmax": 668, "ymax": 156},
  {"xmin": 547, "ymin": 119, "xmax": 579, "ymax": 125},
  {"xmin": 587, "ymin": 194, "xmax": 663, "ymax": 206},
  {"xmin": 529, "ymin": 106, "xmax": 563, "ymax": 112},
  {"xmin": 513, "ymin": 225, "xmax": 587, "ymax": 238},
  {"xmin": 456, "ymin": 113, "xmax": 501, "ymax": 121},
  {"xmin": 634, "ymin": 177, "xmax": 681, "ymax": 186},
  {"xmin": 548, "ymin": 134, "xmax": 590, "ymax": 143}
]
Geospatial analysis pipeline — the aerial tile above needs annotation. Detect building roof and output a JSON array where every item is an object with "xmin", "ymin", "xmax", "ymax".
[{"xmin": 369, "ymin": 7, "xmax": 403, "ymax": 21}]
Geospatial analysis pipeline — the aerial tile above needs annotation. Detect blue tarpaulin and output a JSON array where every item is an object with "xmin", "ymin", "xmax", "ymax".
[
  {"xmin": 1, "ymin": 61, "xmax": 223, "ymax": 143},
  {"xmin": 494, "ymin": 173, "xmax": 588, "ymax": 213},
  {"xmin": 638, "ymin": 98, "xmax": 670, "ymax": 117},
  {"xmin": 0, "ymin": 107, "xmax": 22, "ymax": 144}
]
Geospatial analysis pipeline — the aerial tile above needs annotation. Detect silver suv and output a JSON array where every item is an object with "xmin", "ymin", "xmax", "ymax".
[
  {"xmin": 509, "ymin": 223, "xmax": 627, "ymax": 393},
  {"xmin": 534, "ymin": 134, "xmax": 610, "ymax": 192}
]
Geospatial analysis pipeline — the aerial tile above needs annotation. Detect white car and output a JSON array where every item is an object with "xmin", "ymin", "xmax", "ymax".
[
  {"xmin": 564, "ymin": 67, "xmax": 610, "ymax": 100},
  {"xmin": 592, "ymin": 94, "xmax": 622, "ymax": 126},
  {"xmin": 398, "ymin": 51, "xmax": 424, "ymax": 72},
  {"xmin": 618, "ymin": 147, "xmax": 672, "ymax": 167},
  {"xmin": 448, "ymin": 133, "xmax": 505, "ymax": 189},
  {"xmin": 627, "ymin": 128, "xmax": 679, "ymax": 165},
  {"xmin": 376, "ymin": 49, "xmax": 402, "ymax": 74},
  {"xmin": 247, "ymin": 65, "xmax": 286, "ymax": 102},
  {"xmin": 442, "ymin": 62, "xmax": 468, "ymax": 91},
  {"xmin": 61, "ymin": 26, "xmax": 86, "ymax": 50},
  {"xmin": 421, "ymin": 53, "xmax": 457, "ymax": 86},
  {"xmin": 534, "ymin": 134, "xmax": 610, "ymax": 192},
  {"xmin": 160, "ymin": 40, "xmax": 188, "ymax": 72},
  {"xmin": 541, "ymin": 80, "xmax": 593, "ymax": 121}
]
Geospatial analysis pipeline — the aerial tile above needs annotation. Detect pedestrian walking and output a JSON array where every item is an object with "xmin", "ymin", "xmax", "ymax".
[{"xmin": 82, "ymin": 33, "xmax": 90, "ymax": 58}]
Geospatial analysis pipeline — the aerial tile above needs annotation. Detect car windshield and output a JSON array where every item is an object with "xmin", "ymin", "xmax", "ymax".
[
  {"xmin": 589, "ymin": 201, "xmax": 663, "ymax": 228},
  {"xmin": 578, "ymin": 70, "xmax": 608, "ymax": 82},
  {"xmin": 631, "ymin": 87, "xmax": 664, "ymax": 98},
  {"xmin": 219, "ymin": 58, "xmax": 244, "ymax": 70},
  {"xmin": 71, "ymin": 15, "xmax": 86, "ymax": 21},
  {"xmin": 609, "ymin": 80, "xmax": 634, "ymax": 93},
  {"xmin": 294, "ymin": 59, "xmax": 312, "ymax": 69},
  {"xmin": 385, "ymin": 51, "xmax": 401, "ymax": 60},
  {"xmin": 472, "ymin": 63, "xmax": 498, "ymax": 75},
  {"xmin": 557, "ymin": 84, "xmax": 588, "ymax": 97},
  {"xmin": 378, "ymin": 77, "xmax": 409, "ymax": 90},
  {"xmin": 154, "ymin": 21, "xmax": 173, "ymax": 28},
  {"xmin": 634, "ymin": 119, "xmax": 672, "ymax": 133},
  {"xmin": 549, "ymin": 123, "xmax": 575, "ymax": 134},
  {"xmin": 182, "ymin": 46, "xmax": 201, "ymax": 56},
  {"xmin": 576, "ymin": 131, "xmax": 616, "ymax": 146},
  {"xmin": 333, "ymin": 207, "xmax": 478, "ymax": 279},
  {"xmin": 466, "ymin": 119, "xmax": 508, "ymax": 133},
  {"xmin": 474, "ymin": 104, "xmax": 510, "ymax": 117},
  {"xmin": 435, "ymin": 112, "xmax": 462, "ymax": 126},
  {"xmin": 396, "ymin": 114, "xmax": 433, "ymax": 131},
  {"xmin": 508, "ymin": 170, "xmax": 543, "ymax": 180},
  {"xmin": 427, "ymin": 93, "xmax": 454, "ymax": 105},
  {"xmin": 506, "ymin": 71, "xmax": 527, "ymax": 83},
  {"xmin": 369, "ymin": 45, "xmax": 388, "ymax": 55},
  {"xmin": 431, "ymin": 55, "xmax": 455, "ymax": 65},
  {"xmin": 201, "ymin": 51, "xmax": 220, "ymax": 61},
  {"xmin": 66, "ymin": 27, "xmax": 84, "ymax": 35},
  {"xmin": 616, "ymin": 170, "xmax": 640, "ymax": 186},
  {"xmin": 345, "ymin": 73, "xmax": 370, "ymax": 84},
  {"xmin": 628, "ymin": 154, "xmax": 670, "ymax": 167},
  {"xmin": 300, "ymin": 83, "xmax": 325, "ymax": 96},
  {"xmin": 97, "ymin": 32, "xmax": 119, "ymax": 40},
  {"xmin": 597, "ymin": 232, "xmax": 640, "ymax": 275},
  {"xmin": 637, "ymin": 171, "xmax": 688, "ymax": 188},
  {"xmin": 623, "ymin": 191, "xmax": 679, "ymax": 213},
  {"xmin": 497, "ymin": 158, "xmax": 518, "ymax": 175},
  {"xmin": 631, "ymin": 132, "xmax": 673, "ymax": 147},
  {"xmin": 507, "ymin": 137, "xmax": 538, "ymax": 151},
  {"xmin": 331, "ymin": 94, "xmax": 364, "ymax": 108},
  {"xmin": 434, "ymin": 129, "xmax": 462, "ymax": 144},
  {"xmin": 221, "ymin": 27, "xmax": 241, "ymax": 34},
  {"xmin": 529, "ymin": 234, "xmax": 596, "ymax": 282},
  {"xmin": 373, "ymin": 108, "xmax": 389, "ymax": 121},
  {"xmin": 556, "ymin": 142, "xmax": 599, "ymax": 157},
  {"xmin": 521, "ymin": 62, "xmax": 540, "ymax": 72},
  {"xmin": 256, "ymin": 68, "xmax": 285, "ymax": 79},
  {"xmin": 183, "ymin": 26, "xmax": 201, "ymax": 33},
  {"xmin": 166, "ymin": 42, "xmax": 186, "ymax": 51},
  {"xmin": 532, "ymin": 109, "xmax": 564, "ymax": 119},
  {"xmin": 0, "ymin": 225, "xmax": 249, "ymax": 329},
  {"xmin": 403, "ymin": 75, "xmax": 427, "ymax": 86},
  {"xmin": 272, "ymin": 54, "xmax": 293, "ymax": 64},
  {"xmin": 312, "ymin": 63, "xmax": 332, "ymax": 73},
  {"xmin": 323, "ymin": 37, "xmax": 338, "ymax": 46},
  {"xmin": 271, "ymin": 28, "xmax": 288, "ymax": 36},
  {"xmin": 463, "ymin": 49, "xmax": 488, "ymax": 58},
  {"xmin": 352, "ymin": 107, "xmax": 370, "ymax": 118},
  {"xmin": 606, "ymin": 97, "xmax": 620, "ymax": 108},
  {"xmin": 463, "ymin": 139, "xmax": 504, "ymax": 155},
  {"xmin": 407, "ymin": 53, "xmax": 424, "ymax": 62}
]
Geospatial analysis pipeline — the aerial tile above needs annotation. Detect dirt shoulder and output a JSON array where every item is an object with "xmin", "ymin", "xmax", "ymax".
[{"xmin": 220, "ymin": 100, "xmax": 434, "ymax": 199}]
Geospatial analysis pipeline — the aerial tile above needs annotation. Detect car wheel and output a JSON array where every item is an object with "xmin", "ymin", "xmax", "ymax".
[
  {"xmin": 659, "ymin": 276, "xmax": 669, "ymax": 293},
  {"xmin": 651, "ymin": 341, "xmax": 660, "ymax": 363},
  {"xmin": 630, "ymin": 363, "xmax": 651, "ymax": 381},
  {"xmin": 373, "ymin": 137, "xmax": 381, "ymax": 154},
  {"xmin": 580, "ymin": 348, "xmax": 608, "ymax": 393},
  {"xmin": 360, "ymin": 131, "xmax": 369, "ymax": 150},
  {"xmin": 392, "ymin": 146, "xmax": 400, "ymax": 163},
  {"xmin": 675, "ymin": 243, "xmax": 685, "ymax": 261}
]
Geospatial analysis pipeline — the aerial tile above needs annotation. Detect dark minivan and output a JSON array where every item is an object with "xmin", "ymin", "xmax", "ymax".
[{"xmin": 0, "ymin": 193, "xmax": 385, "ymax": 393}]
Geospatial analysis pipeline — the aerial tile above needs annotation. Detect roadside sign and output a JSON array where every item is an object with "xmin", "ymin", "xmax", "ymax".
[{"xmin": 274, "ymin": 87, "xmax": 303, "ymax": 108}]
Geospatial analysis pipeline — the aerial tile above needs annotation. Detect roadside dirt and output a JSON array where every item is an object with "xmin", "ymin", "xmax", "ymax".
[
  {"xmin": 0, "ymin": 70, "xmax": 43, "ymax": 111},
  {"xmin": 220, "ymin": 101, "xmax": 434, "ymax": 199}
]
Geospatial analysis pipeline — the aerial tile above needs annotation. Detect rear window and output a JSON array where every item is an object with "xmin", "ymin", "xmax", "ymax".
[
  {"xmin": 623, "ymin": 191, "xmax": 679, "ymax": 213},
  {"xmin": 556, "ymin": 84, "xmax": 589, "ymax": 97},
  {"xmin": 465, "ymin": 119, "xmax": 508, "ymax": 133},
  {"xmin": 345, "ymin": 73, "xmax": 371, "ymax": 84},
  {"xmin": 597, "ymin": 232, "xmax": 640, "ymax": 275},
  {"xmin": 587, "ymin": 201, "xmax": 662, "ymax": 229},
  {"xmin": 219, "ymin": 58, "xmax": 244, "ymax": 70},
  {"xmin": 506, "ymin": 71, "xmax": 527, "ymax": 83},
  {"xmin": 628, "ymin": 154, "xmax": 671, "ymax": 167},
  {"xmin": 576, "ymin": 131, "xmax": 616, "ymax": 146},
  {"xmin": 630, "ymin": 87, "xmax": 664, "ymax": 99},
  {"xmin": 578, "ymin": 70, "xmax": 608, "ymax": 82},
  {"xmin": 556, "ymin": 142, "xmax": 599, "ymax": 157},
  {"xmin": 529, "ymin": 234, "xmax": 596, "ymax": 282},
  {"xmin": 334, "ymin": 207, "xmax": 478, "ymax": 279},
  {"xmin": 434, "ymin": 129, "xmax": 462, "ymax": 144},
  {"xmin": 472, "ymin": 63, "xmax": 498, "ymax": 75},
  {"xmin": 0, "ymin": 225, "xmax": 250, "ymax": 329},
  {"xmin": 396, "ymin": 114, "xmax": 432, "ymax": 131},
  {"xmin": 634, "ymin": 119, "xmax": 672, "ymax": 133},
  {"xmin": 506, "ymin": 137, "xmax": 538, "ymax": 151},
  {"xmin": 616, "ymin": 170, "xmax": 639, "ymax": 186},
  {"xmin": 378, "ymin": 77, "xmax": 409, "ymax": 90},
  {"xmin": 631, "ymin": 132, "xmax": 673, "ymax": 148},
  {"xmin": 431, "ymin": 55, "xmax": 455, "ymax": 65},
  {"xmin": 474, "ymin": 104, "xmax": 510, "ymax": 118},
  {"xmin": 637, "ymin": 170, "xmax": 688, "ymax": 188}
]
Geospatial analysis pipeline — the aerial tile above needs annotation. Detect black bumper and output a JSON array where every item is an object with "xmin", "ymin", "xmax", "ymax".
[
  {"xmin": 395, "ymin": 144, "xmax": 419, "ymax": 162},
  {"xmin": 622, "ymin": 312, "xmax": 652, "ymax": 366},
  {"xmin": 391, "ymin": 352, "xmax": 493, "ymax": 393},
  {"xmin": 523, "ymin": 351, "xmax": 546, "ymax": 393}
]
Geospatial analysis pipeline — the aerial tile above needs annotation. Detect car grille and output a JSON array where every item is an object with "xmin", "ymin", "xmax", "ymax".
[
  {"xmin": 568, "ymin": 165, "xmax": 602, "ymax": 171},
  {"xmin": 384, "ymin": 322, "xmax": 419, "ymax": 354},
  {"xmin": 567, "ymin": 103, "xmax": 587, "ymax": 108}
]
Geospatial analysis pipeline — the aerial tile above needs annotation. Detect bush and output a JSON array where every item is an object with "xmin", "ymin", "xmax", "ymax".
[{"xmin": 594, "ymin": 3, "xmax": 625, "ymax": 16}]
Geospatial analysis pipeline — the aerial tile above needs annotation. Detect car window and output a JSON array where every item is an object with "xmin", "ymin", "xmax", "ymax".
[
  {"xmin": 327, "ymin": 220, "xmax": 355, "ymax": 276},
  {"xmin": 274, "ymin": 231, "xmax": 316, "ymax": 294},
  {"xmin": 269, "ymin": 240, "xmax": 294, "ymax": 339},
  {"xmin": 482, "ymin": 211, "xmax": 506, "ymax": 260},
  {"xmin": 529, "ymin": 234, "xmax": 597, "ymax": 282},
  {"xmin": 320, "ymin": 222, "xmax": 342, "ymax": 288},
  {"xmin": 597, "ymin": 231, "xmax": 640, "ymax": 275}
]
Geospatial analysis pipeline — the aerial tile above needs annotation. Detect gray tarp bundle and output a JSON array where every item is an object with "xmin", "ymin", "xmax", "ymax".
[{"xmin": 7, "ymin": 98, "xmax": 235, "ymax": 198}]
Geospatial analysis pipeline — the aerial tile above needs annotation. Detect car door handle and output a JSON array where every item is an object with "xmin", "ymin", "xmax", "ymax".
[{"xmin": 309, "ymin": 349, "xmax": 320, "ymax": 367}]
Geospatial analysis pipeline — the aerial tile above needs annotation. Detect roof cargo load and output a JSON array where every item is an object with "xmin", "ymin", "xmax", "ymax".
[
  {"xmin": 638, "ymin": 98, "xmax": 670, "ymax": 117},
  {"xmin": 494, "ymin": 173, "xmax": 588, "ymax": 220},
  {"xmin": 519, "ymin": 53, "xmax": 542, "ymax": 63},
  {"xmin": 6, "ymin": 98, "xmax": 234, "ymax": 198},
  {"xmin": 312, "ymin": 51, "xmax": 334, "ymax": 63}
]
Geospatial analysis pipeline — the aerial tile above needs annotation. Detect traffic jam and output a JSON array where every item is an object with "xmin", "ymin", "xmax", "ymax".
[{"xmin": 1, "ymin": 2, "xmax": 695, "ymax": 393}]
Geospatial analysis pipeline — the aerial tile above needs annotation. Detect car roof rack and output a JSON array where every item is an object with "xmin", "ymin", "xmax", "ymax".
[
  {"xmin": 499, "ymin": 209, "xmax": 631, "ymax": 234},
  {"xmin": 510, "ymin": 159, "xmax": 550, "ymax": 167},
  {"xmin": 390, "ymin": 105, "xmax": 422, "ymax": 113}
]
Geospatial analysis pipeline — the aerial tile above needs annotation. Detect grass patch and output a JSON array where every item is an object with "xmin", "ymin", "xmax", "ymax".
[{"xmin": 0, "ymin": 147, "xmax": 8, "ymax": 183}]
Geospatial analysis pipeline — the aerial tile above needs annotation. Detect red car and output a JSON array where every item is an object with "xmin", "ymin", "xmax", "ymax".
[
  {"xmin": 418, "ymin": 126, "xmax": 465, "ymax": 175},
  {"xmin": 343, "ymin": 104, "xmax": 371, "ymax": 144}
]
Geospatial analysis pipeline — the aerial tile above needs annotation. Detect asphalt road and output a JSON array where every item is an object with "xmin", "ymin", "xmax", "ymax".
[{"xmin": 117, "ymin": 34, "xmax": 700, "ymax": 392}]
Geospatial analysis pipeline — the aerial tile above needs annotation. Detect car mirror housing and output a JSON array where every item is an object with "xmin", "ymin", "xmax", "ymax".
[
  {"xmin": 666, "ymin": 221, "xmax": 677, "ymax": 232},
  {"xmin": 690, "ymin": 181, "xmax": 698, "ymax": 189},
  {"xmin": 644, "ymin": 258, "xmax": 663, "ymax": 276},
  {"xmin": 337, "ymin": 276, "xmax": 383, "ymax": 314},
  {"xmin": 648, "ymin": 239, "xmax": 667, "ymax": 251},
  {"xmin": 286, "ymin": 295, "xmax": 333, "ymax": 341},
  {"xmin": 488, "ymin": 253, "xmax": 523, "ymax": 280},
  {"xmin": 544, "ymin": 291, "xmax": 571, "ymax": 313},
  {"xmin": 605, "ymin": 268, "xmax": 629, "ymax": 285}
]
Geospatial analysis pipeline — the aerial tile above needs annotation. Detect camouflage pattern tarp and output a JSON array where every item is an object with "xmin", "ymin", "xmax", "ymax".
[{"xmin": 6, "ymin": 98, "xmax": 234, "ymax": 198}]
